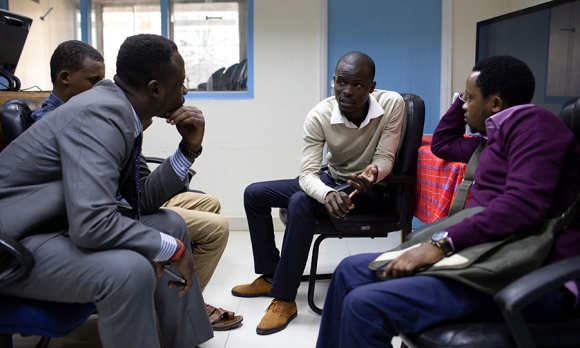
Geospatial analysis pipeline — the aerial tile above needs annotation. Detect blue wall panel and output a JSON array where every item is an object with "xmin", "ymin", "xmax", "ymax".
[{"xmin": 328, "ymin": 0, "xmax": 442, "ymax": 134}]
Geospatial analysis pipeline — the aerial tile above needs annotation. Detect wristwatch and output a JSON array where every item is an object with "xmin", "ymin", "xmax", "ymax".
[
  {"xmin": 431, "ymin": 230, "xmax": 454, "ymax": 257},
  {"xmin": 179, "ymin": 142, "xmax": 202, "ymax": 161}
]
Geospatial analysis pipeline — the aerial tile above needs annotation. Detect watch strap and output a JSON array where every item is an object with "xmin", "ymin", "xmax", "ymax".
[{"xmin": 179, "ymin": 142, "xmax": 202, "ymax": 161}]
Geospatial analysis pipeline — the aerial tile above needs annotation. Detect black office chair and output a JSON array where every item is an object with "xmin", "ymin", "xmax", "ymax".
[
  {"xmin": 280, "ymin": 93, "xmax": 425, "ymax": 314},
  {"xmin": 0, "ymin": 98, "xmax": 36, "ymax": 145},
  {"xmin": 400, "ymin": 98, "xmax": 580, "ymax": 348}
]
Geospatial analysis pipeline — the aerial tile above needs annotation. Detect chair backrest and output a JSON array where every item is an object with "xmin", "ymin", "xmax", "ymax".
[
  {"xmin": 0, "ymin": 98, "xmax": 40, "ymax": 146},
  {"xmin": 0, "ymin": 98, "xmax": 39, "ymax": 286},
  {"xmin": 387, "ymin": 93, "xmax": 425, "ymax": 221},
  {"xmin": 0, "ymin": 234, "xmax": 34, "ymax": 287},
  {"xmin": 393, "ymin": 94, "xmax": 425, "ymax": 179},
  {"xmin": 558, "ymin": 97, "xmax": 580, "ymax": 144}
]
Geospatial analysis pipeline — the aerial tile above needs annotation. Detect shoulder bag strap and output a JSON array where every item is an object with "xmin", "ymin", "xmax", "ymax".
[{"xmin": 448, "ymin": 140, "xmax": 487, "ymax": 216}]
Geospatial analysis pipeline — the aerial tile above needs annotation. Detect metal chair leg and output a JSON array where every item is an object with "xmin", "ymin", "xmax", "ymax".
[
  {"xmin": 400, "ymin": 221, "xmax": 412, "ymax": 243},
  {"xmin": 0, "ymin": 334, "xmax": 13, "ymax": 348},
  {"xmin": 35, "ymin": 337, "xmax": 51, "ymax": 348},
  {"xmin": 307, "ymin": 234, "xmax": 328, "ymax": 315}
]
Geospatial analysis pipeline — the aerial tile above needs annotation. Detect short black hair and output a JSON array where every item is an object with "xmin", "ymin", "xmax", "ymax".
[
  {"xmin": 115, "ymin": 34, "xmax": 178, "ymax": 91},
  {"xmin": 336, "ymin": 51, "xmax": 375, "ymax": 81},
  {"xmin": 50, "ymin": 40, "xmax": 103, "ymax": 84},
  {"xmin": 472, "ymin": 55, "xmax": 535, "ymax": 107}
]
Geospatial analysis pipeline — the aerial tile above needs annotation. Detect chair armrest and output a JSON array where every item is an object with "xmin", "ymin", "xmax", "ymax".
[
  {"xmin": 493, "ymin": 255, "xmax": 580, "ymax": 348},
  {"xmin": 380, "ymin": 173, "xmax": 417, "ymax": 184},
  {"xmin": 0, "ymin": 234, "xmax": 34, "ymax": 287},
  {"xmin": 145, "ymin": 157, "xmax": 165, "ymax": 165},
  {"xmin": 333, "ymin": 174, "xmax": 416, "ymax": 194},
  {"xmin": 146, "ymin": 156, "xmax": 197, "ymax": 183},
  {"xmin": 494, "ymin": 255, "xmax": 580, "ymax": 313}
]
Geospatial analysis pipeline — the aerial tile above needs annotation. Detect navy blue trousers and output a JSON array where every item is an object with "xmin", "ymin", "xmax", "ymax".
[
  {"xmin": 244, "ymin": 172, "xmax": 385, "ymax": 300},
  {"xmin": 316, "ymin": 253, "xmax": 575, "ymax": 348}
]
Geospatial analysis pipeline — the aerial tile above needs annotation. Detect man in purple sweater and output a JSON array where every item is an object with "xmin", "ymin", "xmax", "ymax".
[{"xmin": 316, "ymin": 55, "xmax": 580, "ymax": 348}]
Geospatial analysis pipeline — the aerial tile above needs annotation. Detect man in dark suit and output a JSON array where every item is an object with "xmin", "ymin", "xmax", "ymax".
[{"xmin": 0, "ymin": 34, "xmax": 213, "ymax": 347}]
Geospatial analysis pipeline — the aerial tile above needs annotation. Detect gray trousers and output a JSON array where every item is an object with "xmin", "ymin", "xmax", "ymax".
[{"xmin": 0, "ymin": 209, "xmax": 213, "ymax": 348}]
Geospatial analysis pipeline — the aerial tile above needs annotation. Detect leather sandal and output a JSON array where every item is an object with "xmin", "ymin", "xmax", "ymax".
[{"xmin": 206, "ymin": 303, "xmax": 243, "ymax": 331}]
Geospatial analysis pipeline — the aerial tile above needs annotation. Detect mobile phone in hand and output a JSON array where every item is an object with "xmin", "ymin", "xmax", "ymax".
[{"xmin": 163, "ymin": 266, "xmax": 186, "ymax": 284}]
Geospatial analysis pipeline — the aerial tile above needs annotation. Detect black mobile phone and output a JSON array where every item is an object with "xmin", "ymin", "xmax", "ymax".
[{"xmin": 163, "ymin": 266, "xmax": 186, "ymax": 284}]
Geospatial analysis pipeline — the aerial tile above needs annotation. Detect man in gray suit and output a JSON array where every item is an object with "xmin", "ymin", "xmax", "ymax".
[{"xmin": 0, "ymin": 34, "xmax": 213, "ymax": 347}]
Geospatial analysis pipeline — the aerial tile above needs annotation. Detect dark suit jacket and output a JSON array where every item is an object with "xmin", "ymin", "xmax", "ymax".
[{"xmin": 0, "ymin": 80, "xmax": 186, "ymax": 261}]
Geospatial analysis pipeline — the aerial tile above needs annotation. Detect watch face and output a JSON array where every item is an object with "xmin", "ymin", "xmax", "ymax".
[{"xmin": 432, "ymin": 230, "xmax": 448, "ymax": 242}]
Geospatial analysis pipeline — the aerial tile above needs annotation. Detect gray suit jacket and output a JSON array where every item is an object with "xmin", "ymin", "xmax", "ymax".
[{"xmin": 0, "ymin": 80, "xmax": 186, "ymax": 261}]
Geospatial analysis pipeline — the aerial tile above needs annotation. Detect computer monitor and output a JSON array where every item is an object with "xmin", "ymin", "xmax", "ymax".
[
  {"xmin": 476, "ymin": 0, "xmax": 580, "ymax": 115},
  {"xmin": 0, "ymin": 9, "xmax": 33, "ymax": 91}
]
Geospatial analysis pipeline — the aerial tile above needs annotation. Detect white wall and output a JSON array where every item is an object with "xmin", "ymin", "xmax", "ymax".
[
  {"xmin": 11, "ymin": 0, "xmax": 77, "ymax": 91},
  {"xmin": 142, "ymin": 0, "xmax": 324, "ymax": 229}
]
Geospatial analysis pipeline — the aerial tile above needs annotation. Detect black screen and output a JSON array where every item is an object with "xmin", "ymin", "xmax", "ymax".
[
  {"xmin": 0, "ymin": 9, "xmax": 33, "ymax": 74},
  {"xmin": 476, "ymin": 0, "xmax": 579, "ymax": 114}
]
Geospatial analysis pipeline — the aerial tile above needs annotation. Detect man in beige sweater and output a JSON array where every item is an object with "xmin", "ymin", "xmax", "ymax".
[{"xmin": 232, "ymin": 51, "xmax": 405, "ymax": 334}]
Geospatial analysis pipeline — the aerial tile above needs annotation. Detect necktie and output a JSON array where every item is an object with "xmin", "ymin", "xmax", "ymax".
[{"xmin": 131, "ymin": 133, "xmax": 143, "ymax": 221}]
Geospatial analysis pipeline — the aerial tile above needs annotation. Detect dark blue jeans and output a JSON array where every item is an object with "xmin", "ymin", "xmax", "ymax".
[
  {"xmin": 243, "ymin": 172, "xmax": 385, "ymax": 300},
  {"xmin": 316, "ymin": 253, "xmax": 575, "ymax": 348}
]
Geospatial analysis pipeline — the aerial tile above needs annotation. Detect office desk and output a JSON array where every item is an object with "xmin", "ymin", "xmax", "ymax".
[
  {"xmin": 0, "ymin": 91, "xmax": 50, "ymax": 152},
  {"xmin": 414, "ymin": 136, "xmax": 469, "ymax": 224}
]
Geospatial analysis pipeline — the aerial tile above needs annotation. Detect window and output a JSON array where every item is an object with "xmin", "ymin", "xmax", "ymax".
[
  {"xmin": 75, "ymin": 0, "xmax": 252, "ymax": 100},
  {"xmin": 173, "ymin": 1, "xmax": 247, "ymax": 92}
]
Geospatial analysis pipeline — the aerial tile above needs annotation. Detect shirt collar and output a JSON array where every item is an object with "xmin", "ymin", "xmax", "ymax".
[
  {"xmin": 46, "ymin": 92, "xmax": 65, "ymax": 110},
  {"xmin": 330, "ymin": 93, "xmax": 384, "ymax": 129},
  {"xmin": 130, "ymin": 104, "xmax": 142, "ymax": 138},
  {"xmin": 485, "ymin": 104, "xmax": 534, "ymax": 137}
]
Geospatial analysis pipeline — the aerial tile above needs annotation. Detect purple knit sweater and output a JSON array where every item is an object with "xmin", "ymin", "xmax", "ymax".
[{"xmin": 432, "ymin": 98, "xmax": 580, "ymax": 266}]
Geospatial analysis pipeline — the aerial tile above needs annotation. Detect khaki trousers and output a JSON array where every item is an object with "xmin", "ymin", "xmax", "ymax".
[{"xmin": 161, "ymin": 192, "xmax": 229, "ymax": 292}]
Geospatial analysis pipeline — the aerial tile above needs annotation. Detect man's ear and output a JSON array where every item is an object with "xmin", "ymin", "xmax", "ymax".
[
  {"xmin": 491, "ymin": 94, "xmax": 506, "ymax": 113},
  {"xmin": 369, "ymin": 81, "xmax": 376, "ymax": 94},
  {"xmin": 58, "ymin": 70, "xmax": 70, "ymax": 86},
  {"xmin": 147, "ymin": 80, "xmax": 160, "ymax": 98}
]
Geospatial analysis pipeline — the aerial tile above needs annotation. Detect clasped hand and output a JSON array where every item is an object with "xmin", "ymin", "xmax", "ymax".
[
  {"xmin": 324, "ymin": 164, "xmax": 379, "ymax": 218},
  {"xmin": 347, "ymin": 164, "xmax": 379, "ymax": 197}
]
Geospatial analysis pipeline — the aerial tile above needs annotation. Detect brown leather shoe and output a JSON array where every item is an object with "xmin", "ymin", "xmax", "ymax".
[
  {"xmin": 256, "ymin": 299, "xmax": 297, "ymax": 335},
  {"xmin": 231, "ymin": 276, "xmax": 273, "ymax": 297}
]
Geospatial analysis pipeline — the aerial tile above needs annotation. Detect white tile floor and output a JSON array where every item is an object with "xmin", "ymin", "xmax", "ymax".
[{"xmin": 11, "ymin": 231, "xmax": 404, "ymax": 348}]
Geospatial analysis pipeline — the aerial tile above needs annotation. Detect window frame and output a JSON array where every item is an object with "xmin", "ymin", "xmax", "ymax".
[{"xmin": 79, "ymin": 0, "xmax": 253, "ymax": 100}]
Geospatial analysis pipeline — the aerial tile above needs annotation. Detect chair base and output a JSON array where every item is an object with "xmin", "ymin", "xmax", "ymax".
[
  {"xmin": 35, "ymin": 336, "xmax": 51, "ymax": 348},
  {"xmin": 303, "ymin": 222, "xmax": 412, "ymax": 315},
  {"xmin": 400, "ymin": 317, "xmax": 580, "ymax": 348},
  {"xmin": 0, "ymin": 334, "xmax": 12, "ymax": 348},
  {"xmin": 0, "ymin": 334, "xmax": 52, "ymax": 348}
]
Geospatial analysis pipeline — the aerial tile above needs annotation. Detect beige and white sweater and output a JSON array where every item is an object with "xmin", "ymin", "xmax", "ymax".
[{"xmin": 299, "ymin": 89, "xmax": 405, "ymax": 203}]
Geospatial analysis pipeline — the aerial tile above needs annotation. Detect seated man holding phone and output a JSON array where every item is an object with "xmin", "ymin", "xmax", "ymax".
[{"xmin": 233, "ymin": 51, "xmax": 405, "ymax": 334}]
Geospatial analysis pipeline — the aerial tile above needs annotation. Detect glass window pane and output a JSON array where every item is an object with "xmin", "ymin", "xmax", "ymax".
[
  {"xmin": 171, "ymin": 0, "xmax": 247, "ymax": 91},
  {"xmin": 85, "ymin": 0, "xmax": 161, "ymax": 81},
  {"xmin": 76, "ymin": 0, "xmax": 249, "ymax": 94}
]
